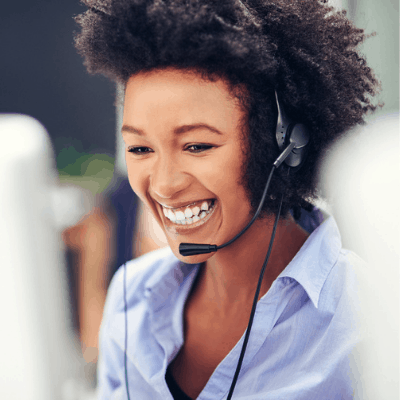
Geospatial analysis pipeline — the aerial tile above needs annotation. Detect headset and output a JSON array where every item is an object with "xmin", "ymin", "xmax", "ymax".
[
  {"xmin": 122, "ymin": 90, "xmax": 310, "ymax": 400},
  {"xmin": 179, "ymin": 92, "xmax": 310, "ymax": 257}
]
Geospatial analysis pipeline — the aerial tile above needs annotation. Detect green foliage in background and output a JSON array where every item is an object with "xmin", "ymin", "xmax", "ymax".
[{"xmin": 57, "ymin": 145, "xmax": 115, "ymax": 195}]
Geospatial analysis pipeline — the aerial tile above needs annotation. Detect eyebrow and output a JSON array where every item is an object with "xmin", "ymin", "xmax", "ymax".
[{"xmin": 121, "ymin": 123, "xmax": 223, "ymax": 136}]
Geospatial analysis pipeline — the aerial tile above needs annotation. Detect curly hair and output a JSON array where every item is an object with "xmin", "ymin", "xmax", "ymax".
[{"xmin": 74, "ymin": 0, "xmax": 381, "ymax": 218}]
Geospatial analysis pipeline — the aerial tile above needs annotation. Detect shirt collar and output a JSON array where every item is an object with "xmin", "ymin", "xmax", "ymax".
[
  {"xmin": 142, "ymin": 209, "xmax": 341, "ymax": 311},
  {"xmin": 143, "ymin": 251, "xmax": 198, "ymax": 311},
  {"xmin": 278, "ymin": 215, "xmax": 342, "ymax": 308}
]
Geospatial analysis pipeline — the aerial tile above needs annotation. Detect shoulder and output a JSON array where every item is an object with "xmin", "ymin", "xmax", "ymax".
[
  {"xmin": 97, "ymin": 248, "xmax": 177, "ymax": 398},
  {"xmin": 332, "ymin": 249, "xmax": 367, "ymax": 290},
  {"xmin": 335, "ymin": 248, "xmax": 367, "ymax": 283},
  {"xmin": 319, "ymin": 247, "xmax": 366, "ymax": 318},
  {"xmin": 103, "ymin": 247, "xmax": 177, "ymax": 317}
]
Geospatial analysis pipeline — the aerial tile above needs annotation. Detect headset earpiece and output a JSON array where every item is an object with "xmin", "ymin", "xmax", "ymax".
[{"xmin": 275, "ymin": 91, "xmax": 310, "ymax": 169}]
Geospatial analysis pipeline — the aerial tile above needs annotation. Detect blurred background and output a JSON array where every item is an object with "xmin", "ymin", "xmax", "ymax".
[{"xmin": 0, "ymin": 0, "xmax": 398, "ymax": 399}]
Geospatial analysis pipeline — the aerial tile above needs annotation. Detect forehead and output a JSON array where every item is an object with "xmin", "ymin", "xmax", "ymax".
[
  {"xmin": 123, "ymin": 68, "xmax": 246, "ymax": 130},
  {"xmin": 125, "ymin": 68, "xmax": 234, "ymax": 98}
]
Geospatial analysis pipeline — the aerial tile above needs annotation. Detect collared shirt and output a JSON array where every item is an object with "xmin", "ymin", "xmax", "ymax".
[{"xmin": 97, "ymin": 214, "xmax": 363, "ymax": 399}]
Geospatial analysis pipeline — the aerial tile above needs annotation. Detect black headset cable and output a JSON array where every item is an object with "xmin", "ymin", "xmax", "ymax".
[{"xmin": 226, "ymin": 185, "xmax": 284, "ymax": 400}]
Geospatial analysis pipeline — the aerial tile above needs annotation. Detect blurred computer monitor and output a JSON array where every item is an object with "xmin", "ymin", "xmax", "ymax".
[
  {"xmin": 0, "ymin": 115, "xmax": 88, "ymax": 400},
  {"xmin": 320, "ymin": 112, "xmax": 399, "ymax": 399}
]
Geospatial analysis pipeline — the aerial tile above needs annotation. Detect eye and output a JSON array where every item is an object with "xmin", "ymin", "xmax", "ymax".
[
  {"xmin": 127, "ymin": 146, "xmax": 153, "ymax": 155},
  {"xmin": 185, "ymin": 144, "xmax": 214, "ymax": 153}
]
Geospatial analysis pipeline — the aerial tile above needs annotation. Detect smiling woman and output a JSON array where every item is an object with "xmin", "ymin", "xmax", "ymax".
[
  {"xmin": 122, "ymin": 69, "xmax": 256, "ymax": 267},
  {"xmin": 74, "ymin": 1, "xmax": 381, "ymax": 399}
]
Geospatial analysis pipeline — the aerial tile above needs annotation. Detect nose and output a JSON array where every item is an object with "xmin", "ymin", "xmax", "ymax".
[{"xmin": 150, "ymin": 155, "xmax": 190, "ymax": 199}]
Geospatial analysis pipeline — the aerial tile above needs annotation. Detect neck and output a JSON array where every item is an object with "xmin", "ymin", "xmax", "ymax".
[{"xmin": 193, "ymin": 214, "xmax": 309, "ymax": 317}]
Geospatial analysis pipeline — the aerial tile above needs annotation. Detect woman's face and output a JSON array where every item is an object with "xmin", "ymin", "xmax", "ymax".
[{"xmin": 122, "ymin": 68, "xmax": 254, "ymax": 263}]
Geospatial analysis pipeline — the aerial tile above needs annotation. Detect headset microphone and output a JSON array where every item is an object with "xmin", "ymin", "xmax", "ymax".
[{"xmin": 179, "ymin": 92, "xmax": 310, "ymax": 257}]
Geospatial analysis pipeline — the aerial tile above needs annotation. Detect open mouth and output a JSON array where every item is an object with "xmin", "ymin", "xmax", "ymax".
[{"xmin": 162, "ymin": 199, "xmax": 216, "ymax": 226}]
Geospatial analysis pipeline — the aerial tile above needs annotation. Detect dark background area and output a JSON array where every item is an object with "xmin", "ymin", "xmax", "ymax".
[{"xmin": 0, "ymin": 1, "xmax": 116, "ymax": 168}]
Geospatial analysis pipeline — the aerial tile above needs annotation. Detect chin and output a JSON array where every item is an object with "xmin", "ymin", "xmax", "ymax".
[{"xmin": 171, "ymin": 245, "xmax": 214, "ymax": 265}]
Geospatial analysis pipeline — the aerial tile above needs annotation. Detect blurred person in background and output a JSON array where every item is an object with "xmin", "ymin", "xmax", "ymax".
[
  {"xmin": 72, "ymin": 1, "xmax": 382, "ymax": 399},
  {"xmin": 62, "ymin": 175, "xmax": 167, "ymax": 365}
]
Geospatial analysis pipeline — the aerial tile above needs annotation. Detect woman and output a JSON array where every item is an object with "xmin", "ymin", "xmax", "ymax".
[{"xmin": 74, "ymin": 1, "xmax": 380, "ymax": 398}]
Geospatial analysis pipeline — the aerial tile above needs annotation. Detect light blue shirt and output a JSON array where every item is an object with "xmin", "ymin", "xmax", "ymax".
[{"xmin": 97, "ymin": 214, "xmax": 362, "ymax": 399}]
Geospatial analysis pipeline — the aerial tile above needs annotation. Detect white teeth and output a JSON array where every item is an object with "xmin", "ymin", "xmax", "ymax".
[
  {"xmin": 162, "ymin": 199, "xmax": 215, "ymax": 225},
  {"xmin": 201, "ymin": 201, "xmax": 209, "ymax": 211},
  {"xmin": 168, "ymin": 209, "xmax": 176, "ymax": 221},
  {"xmin": 175, "ymin": 211, "xmax": 185, "ymax": 221},
  {"xmin": 192, "ymin": 206, "xmax": 200, "ymax": 216}
]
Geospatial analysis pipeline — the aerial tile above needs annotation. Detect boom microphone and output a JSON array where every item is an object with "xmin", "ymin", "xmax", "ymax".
[{"xmin": 179, "ymin": 140, "xmax": 299, "ymax": 257}]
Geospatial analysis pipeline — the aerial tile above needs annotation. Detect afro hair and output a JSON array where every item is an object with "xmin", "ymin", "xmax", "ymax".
[{"xmin": 74, "ymin": 0, "xmax": 381, "ymax": 218}]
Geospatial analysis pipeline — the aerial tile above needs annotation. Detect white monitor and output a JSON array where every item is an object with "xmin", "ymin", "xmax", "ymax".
[
  {"xmin": 320, "ymin": 112, "xmax": 399, "ymax": 399},
  {"xmin": 0, "ymin": 115, "xmax": 88, "ymax": 400}
]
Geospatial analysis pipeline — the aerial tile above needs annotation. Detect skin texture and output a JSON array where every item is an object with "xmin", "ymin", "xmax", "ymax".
[
  {"xmin": 133, "ymin": 202, "xmax": 168, "ymax": 256},
  {"xmin": 122, "ymin": 68, "xmax": 309, "ymax": 398}
]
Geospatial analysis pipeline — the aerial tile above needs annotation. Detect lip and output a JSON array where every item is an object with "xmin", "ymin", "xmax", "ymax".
[{"xmin": 162, "ymin": 199, "xmax": 218, "ymax": 232}]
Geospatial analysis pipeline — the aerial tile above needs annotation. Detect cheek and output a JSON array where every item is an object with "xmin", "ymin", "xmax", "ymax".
[
  {"xmin": 207, "ymin": 146, "xmax": 248, "ymax": 200},
  {"xmin": 126, "ymin": 161, "xmax": 163, "ymax": 225},
  {"xmin": 126, "ymin": 164, "xmax": 139, "ymax": 192},
  {"xmin": 126, "ymin": 163, "xmax": 147, "ymax": 201}
]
